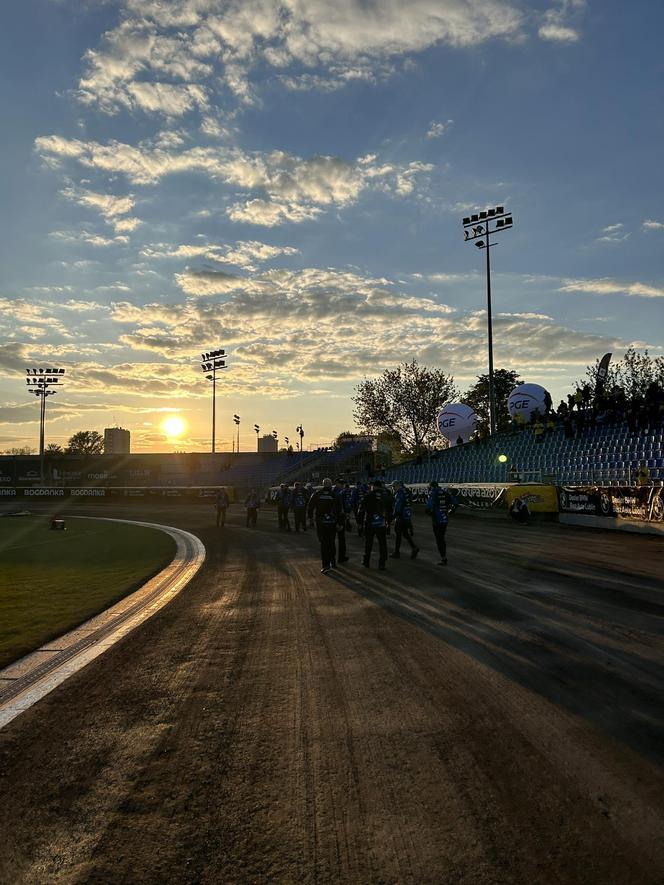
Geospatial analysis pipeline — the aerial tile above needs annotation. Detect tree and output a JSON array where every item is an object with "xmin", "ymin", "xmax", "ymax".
[
  {"xmin": 45, "ymin": 443, "xmax": 64, "ymax": 455},
  {"xmin": 464, "ymin": 369, "xmax": 522, "ymax": 435},
  {"xmin": 352, "ymin": 359, "xmax": 457, "ymax": 454},
  {"xmin": 579, "ymin": 348, "xmax": 664, "ymax": 401},
  {"xmin": 66, "ymin": 430, "xmax": 104, "ymax": 455},
  {"xmin": 0, "ymin": 446, "xmax": 34, "ymax": 455}
]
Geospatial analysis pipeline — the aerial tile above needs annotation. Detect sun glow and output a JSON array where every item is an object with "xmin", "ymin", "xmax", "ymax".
[{"xmin": 162, "ymin": 415, "xmax": 187, "ymax": 438}]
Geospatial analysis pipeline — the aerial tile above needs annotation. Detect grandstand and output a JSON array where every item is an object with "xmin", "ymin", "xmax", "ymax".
[{"xmin": 382, "ymin": 422, "xmax": 664, "ymax": 487}]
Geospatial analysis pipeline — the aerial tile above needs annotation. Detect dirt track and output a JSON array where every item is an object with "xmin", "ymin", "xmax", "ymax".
[{"xmin": 1, "ymin": 506, "xmax": 663, "ymax": 884}]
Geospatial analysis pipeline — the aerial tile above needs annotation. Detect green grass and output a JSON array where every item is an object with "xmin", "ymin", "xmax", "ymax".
[{"xmin": 0, "ymin": 515, "xmax": 176, "ymax": 669}]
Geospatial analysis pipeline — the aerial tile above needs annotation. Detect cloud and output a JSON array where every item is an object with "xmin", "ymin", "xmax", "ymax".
[
  {"xmin": 101, "ymin": 265, "xmax": 633, "ymax": 393},
  {"xmin": 36, "ymin": 136, "xmax": 433, "ymax": 224},
  {"xmin": 74, "ymin": 1, "xmax": 526, "ymax": 116},
  {"xmin": 643, "ymin": 219, "xmax": 664, "ymax": 231},
  {"xmin": 60, "ymin": 185, "xmax": 141, "ymax": 234},
  {"xmin": 49, "ymin": 230, "xmax": 129, "ymax": 247},
  {"xmin": 594, "ymin": 222, "xmax": 629, "ymax": 244},
  {"xmin": 142, "ymin": 239, "xmax": 299, "ymax": 270},
  {"xmin": 559, "ymin": 278, "xmax": 664, "ymax": 298},
  {"xmin": 538, "ymin": 0, "xmax": 584, "ymax": 43},
  {"xmin": 427, "ymin": 119, "xmax": 454, "ymax": 139},
  {"xmin": 174, "ymin": 269, "xmax": 245, "ymax": 295}
]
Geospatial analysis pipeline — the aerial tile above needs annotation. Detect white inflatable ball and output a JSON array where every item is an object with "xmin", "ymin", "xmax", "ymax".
[
  {"xmin": 507, "ymin": 383, "xmax": 549, "ymax": 423},
  {"xmin": 437, "ymin": 403, "xmax": 477, "ymax": 445}
]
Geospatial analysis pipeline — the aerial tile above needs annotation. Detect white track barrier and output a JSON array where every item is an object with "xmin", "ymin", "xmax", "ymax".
[{"xmin": 0, "ymin": 517, "xmax": 205, "ymax": 730}]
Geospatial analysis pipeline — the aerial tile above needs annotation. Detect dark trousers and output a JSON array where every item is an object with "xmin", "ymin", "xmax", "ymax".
[
  {"xmin": 216, "ymin": 507, "xmax": 227, "ymax": 527},
  {"xmin": 394, "ymin": 520, "xmax": 415, "ymax": 553},
  {"xmin": 364, "ymin": 525, "xmax": 387, "ymax": 566},
  {"xmin": 277, "ymin": 506, "xmax": 291, "ymax": 531},
  {"xmin": 336, "ymin": 526, "xmax": 347, "ymax": 560},
  {"xmin": 433, "ymin": 523, "xmax": 447, "ymax": 560},
  {"xmin": 294, "ymin": 508, "xmax": 307, "ymax": 532},
  {"xmin": 355, "ymin": 510, "xmax": 365, "ymax": 536},
  {"xmin": 317, "ymin": 522, "xmax": 337, "ymax": 568},
  {"xmin": 246, "ymin": 508, "xmax": 258, "ymax": 527}
]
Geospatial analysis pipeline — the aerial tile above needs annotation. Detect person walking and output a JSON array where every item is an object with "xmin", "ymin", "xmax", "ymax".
[
  {"xmin": 390, "ymin": 480, "xmax": 419, "ymax": 559},
  {"xmin": 351, "ymin": 480, "xmax": 369, "ymax": 536},
  {"xmin": 307, "ymin": 478, "xmax": 343, "ymax": 574},
  {"xmin": 275, "ymin": 483, "xmax": 292, "ymax": 532},
  {"xmin": 245, "ymin": 489, "xmax": 260, "ymax": 527},
  {"xmin": 332, "ymin": 478, "xmax": 350, "ymax": 563},
  {"xmin": 359, "ymin": 479, "xmax": 393, "ymax": 570},
  {"xmin": 425, "ymin": 480, "xmax": 455, "ymax": 565},
  {"xmin": 215, "ymin": 487, "xmax": 230, "ymax": 527},
  {"xmin": 291, "ymin": 481, "xmax": 308, "ymax": 532}
]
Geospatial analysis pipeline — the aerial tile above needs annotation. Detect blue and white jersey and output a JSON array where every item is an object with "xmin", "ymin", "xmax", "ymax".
[
  {"xmin": 394, "ymin": 488, "xmax": 412, "ymax": 522},
  {"xmin": 426, "ymin": 489, "xmax": 451, "ymax": 526}
]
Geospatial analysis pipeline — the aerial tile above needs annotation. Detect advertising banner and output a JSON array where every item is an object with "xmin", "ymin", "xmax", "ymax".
[
  {"xmin": 505, "ymin": 485, "xmax": 558, "ymax": 513},
  {"xmin": 558, "ymin": 485, "xmax": 663, "ymax": 522}
]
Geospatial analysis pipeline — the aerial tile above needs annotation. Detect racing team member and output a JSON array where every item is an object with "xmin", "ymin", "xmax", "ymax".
[
  {"xmin": 215, "ymin": 487, "xmax": 230, "ymax": 527},
  {"xmin": 275, "ymin": 483, "xmax": 292, "ymax": 532},
  {"xmin": 341, "ymin": 481, "xmax": 354, "ymax": 531},
  {"xmin": 359, "ymin": 479, "xmax": 393, "ymax": 570},
  {"xmin": 307, "ymin": 478, "xmax": 343, "ymax": 574},
  {"xmin": 425, "ymin": 480, "xmax": 455, "ymax": 565},
  {"xmin": 351, "ymin": 480, "xmax": 369, "ymax": 536},
  {"xmin": 291, "ymin": 481, "xmax": 308, "ymax": 532},
  {"xmin": 244, "ymin": 489, "xmax": 260, "ymax": 527},
  {"xmin": 332, "ymin": 478, "xmax": 350, "ymax": 563},
  {"xmin": 390, "ymin": 480, "xmax": 419, "ymax": 559}
]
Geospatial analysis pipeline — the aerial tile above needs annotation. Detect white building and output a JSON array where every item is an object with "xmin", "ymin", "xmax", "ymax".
[
  {"xmin": 258, "ymin": 434, "xmax": 278, "ymax": 453},
  {"xmin": 104, "ymin": 427, "xmax": 130, "ymax": 454}
]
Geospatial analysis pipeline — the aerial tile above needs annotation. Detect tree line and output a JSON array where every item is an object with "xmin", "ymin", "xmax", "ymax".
[{"xmin": 1, "ymin": 430, "xmax": 104, "ymax": 457}]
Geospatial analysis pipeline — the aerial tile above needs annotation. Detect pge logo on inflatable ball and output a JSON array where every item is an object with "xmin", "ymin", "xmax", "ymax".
[
  {"xmin": 507, "ymin": 383, "xmax": 549, "ymax": 423},
  {"xmin": 436, "ymin": 403, "xmax": 477, "ymax": 446}
]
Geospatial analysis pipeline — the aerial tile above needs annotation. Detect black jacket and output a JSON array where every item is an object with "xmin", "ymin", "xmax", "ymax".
[
  {"xmin": 307, "ymin": 488, "xmax": 343, "ymax": 525},
  {"xmin": 359, "ymin": 488, "xmax": 394, "ymax": 528}
]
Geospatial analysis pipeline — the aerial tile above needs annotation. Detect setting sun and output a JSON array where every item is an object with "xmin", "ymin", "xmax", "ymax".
[{"xmin": 162, "ymin": 415, "xmax": 187, "ymax": 438}]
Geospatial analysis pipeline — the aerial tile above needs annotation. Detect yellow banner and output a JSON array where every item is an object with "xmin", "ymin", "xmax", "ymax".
[{"xmin": 505, "ymin": 484, "xmax": 558, "ymax": 513}]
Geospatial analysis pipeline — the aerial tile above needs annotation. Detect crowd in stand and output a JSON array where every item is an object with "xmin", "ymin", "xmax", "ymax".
[{"xmin": 510, "ymin": 380, "xmax": 664, "ymax": 442}]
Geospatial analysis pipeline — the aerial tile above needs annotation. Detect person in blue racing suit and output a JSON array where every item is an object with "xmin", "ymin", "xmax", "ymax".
[
  {"xmin": 425, "ymin": 480, "xmax": 455, "ymax": 565},
  {"xmin": 307, "ymin": 478, "xmax": 343, "ymax": 573},
  {"xmin": 390, "ymin": 480, "xmax": 419, "ymax": 560},
  {"xmin": 359, "ymin": 479, "xmax": 393, "ymax": 570}
]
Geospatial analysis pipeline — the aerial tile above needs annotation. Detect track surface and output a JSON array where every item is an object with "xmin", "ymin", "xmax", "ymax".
[{"xmin": 1, "ymin": 506, "xmax": 663, "ymax": 884}]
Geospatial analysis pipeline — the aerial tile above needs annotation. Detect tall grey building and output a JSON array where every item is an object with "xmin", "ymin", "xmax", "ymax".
[{"xmin": 104, "ymin": 427, "xmax": 130, "ymax": 454}]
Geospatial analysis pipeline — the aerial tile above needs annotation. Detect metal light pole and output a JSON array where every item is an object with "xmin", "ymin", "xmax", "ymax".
[
  {"xmin": 233, "ymin": 414, "xmax": 240, "ymax": 453},
  {"xmin": 200, "ymin": 347, "xmax": 226, "ymax": 453},
  {"xmin": 26, "ymin": 367, "xmax": 65, "ymax": 483},
  {"xmin": 296, "ymin": 424, "xmax": 304, "ymax": 470},
  {"xmin": 462, "ymin": 206, "xmax": 514, "ymax": 435},
  {"xmin": 254, "ymin": 424, "xmax": 260, "ymax": 451}
]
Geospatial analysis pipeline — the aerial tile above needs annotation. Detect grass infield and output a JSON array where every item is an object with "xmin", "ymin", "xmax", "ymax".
[{"xmin": 0, "ymin": 515, "xmax": 176, "ymax": 670}]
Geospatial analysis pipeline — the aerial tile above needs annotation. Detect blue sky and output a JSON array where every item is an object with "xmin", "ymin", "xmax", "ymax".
[{"xmin": 1, "ymin": 0, "xmax": 662, "ymax": 452}]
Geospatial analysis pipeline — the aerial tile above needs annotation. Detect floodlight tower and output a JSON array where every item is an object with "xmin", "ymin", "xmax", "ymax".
[
  {"xmin": 296, "ymin": 424, "xmax": 304, "ymax": 468},
  {"xmin": 254, "ymin": 423, "xmax": 260, "ymax": 451},
  {"xmin": 200, "ymin": 347, "xmax": 227, "ymax": 453},
  {"xmin": 26, "ymin": 367, "xmax": 65, "ymax": 483},
  {"xmin": 461, "ymin": 206, "xmax": 514, "ymax": 436},
  {"xmin": 233, "ymin": 414, "xmax": 240, "ymax": 453}
]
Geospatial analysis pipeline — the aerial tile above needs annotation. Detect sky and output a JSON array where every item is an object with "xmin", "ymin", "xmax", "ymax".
[{"xmin": 0, "ymin": 0, "xmax": 663, "ymax": 453}]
